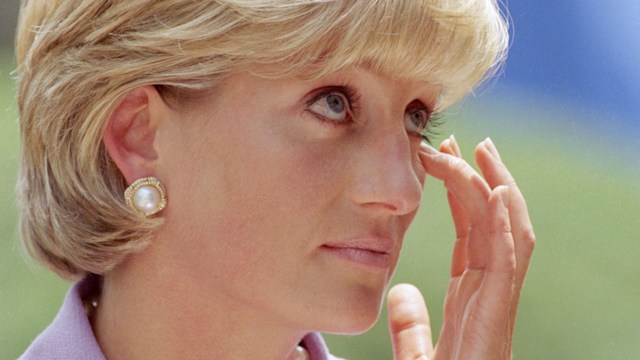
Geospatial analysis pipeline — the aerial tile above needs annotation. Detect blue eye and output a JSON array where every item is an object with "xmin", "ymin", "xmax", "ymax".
[
  {"xmin": 404, "ymin": 108, "xmax": 429, "ymax": 135},
  {"xmin": 308, "ymin": 91, "xmax": 351, "ymax": 122},
  {"xmin": 325, "ymin": 94, "xmax": 345, "ymax": 114}
]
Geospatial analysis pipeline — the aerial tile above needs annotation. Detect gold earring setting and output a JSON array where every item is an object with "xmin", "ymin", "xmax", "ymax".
[{"xmin": 124, "ymin": 177, "xmax": 167, "ymax": 216}]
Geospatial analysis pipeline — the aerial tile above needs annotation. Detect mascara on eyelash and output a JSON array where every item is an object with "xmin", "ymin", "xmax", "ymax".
[
  {"xmin": 304, "ymin": 86, "xmax": 361, "ymax": 125},
  {"xmin": 306, "ymin": 86, "xmax": 359, "ymax": 107},
  {"xmin": 420, "ymin": 112, "xmax": 445, "ymax": 145}
]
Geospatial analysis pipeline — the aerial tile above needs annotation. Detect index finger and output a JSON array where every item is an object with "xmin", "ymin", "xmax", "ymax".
[{"xmin": 419, "ymin": 142, "xmax": 491, "ymax": 223}]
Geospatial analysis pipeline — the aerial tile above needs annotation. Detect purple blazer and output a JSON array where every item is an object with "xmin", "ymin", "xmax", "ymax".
[{"xmin": 20, "ymin": 276, "xmax": 342, "ymax": 359}]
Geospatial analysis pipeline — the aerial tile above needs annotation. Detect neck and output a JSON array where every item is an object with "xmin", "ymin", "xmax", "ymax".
[{"xmin": 92, "ymin": 245, "xmax": 310, "ymax": 360}]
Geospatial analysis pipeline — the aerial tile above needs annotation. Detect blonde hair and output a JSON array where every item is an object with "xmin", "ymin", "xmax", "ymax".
[{"xmin": 16, "ymin": 0, "xmax": 508, "ymax": 279}]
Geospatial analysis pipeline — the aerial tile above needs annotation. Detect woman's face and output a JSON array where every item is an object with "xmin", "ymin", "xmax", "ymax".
[{"xmin": 154, "ymin": 67, "xmax": 438, "ymax": 334}]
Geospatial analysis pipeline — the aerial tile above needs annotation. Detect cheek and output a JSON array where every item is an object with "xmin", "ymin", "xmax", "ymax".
[
  {"xmin": 242, "ymin": 144, "xmax": 349, "ymax": 231},
  {"xmin": 175, "ymin": 136, "xmax": 347, "ymax": 249}
]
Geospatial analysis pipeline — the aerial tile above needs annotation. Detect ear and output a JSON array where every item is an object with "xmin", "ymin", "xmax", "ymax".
[{"xmin": 103, "ymin": 85, "xmax": 167, "ymax": 185}]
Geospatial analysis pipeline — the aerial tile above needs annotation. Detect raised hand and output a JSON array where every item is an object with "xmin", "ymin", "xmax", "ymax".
[{"xmin": 388, "ymin": 136, "xmax": 535, "ymax": 360}]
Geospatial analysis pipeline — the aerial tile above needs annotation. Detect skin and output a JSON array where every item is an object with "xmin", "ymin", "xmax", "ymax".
[
  {"xmin": 101, "ymin": 67, "xmax": 534, "ymax": 359},
  {"xmin": 388, "ymin": 137, "xmax": 535, "ymax": 359}
]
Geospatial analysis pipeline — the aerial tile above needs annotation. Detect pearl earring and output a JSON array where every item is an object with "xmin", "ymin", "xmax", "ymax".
[{"xmin": 124, "ymin": 177, "xmax": 167, "ymax": 216}]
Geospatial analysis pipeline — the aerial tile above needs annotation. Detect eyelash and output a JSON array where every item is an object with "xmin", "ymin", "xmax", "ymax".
[
  {"xmin": 305, "ymin": 85, "xmax": 360, "ymax": 126},
  {"xmin": 305, "ymin": 86, "xmax": 443, "ymax": 143},
  {"xmin": 420, "ymin": 112, "xmax": 444, "ymax": 145}
]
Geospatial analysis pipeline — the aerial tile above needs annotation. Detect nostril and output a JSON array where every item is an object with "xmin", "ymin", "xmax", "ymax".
[
  {"xmin": 354, "ymin": 183, "xmax": 421, "ymax": 216},
  {"xmin": 350, "ymin": 136, "xmax": 424, "ymax": 215},
  {"xmin": 361, "ymin": 201, "xmax": 399, "ymax": 213}
]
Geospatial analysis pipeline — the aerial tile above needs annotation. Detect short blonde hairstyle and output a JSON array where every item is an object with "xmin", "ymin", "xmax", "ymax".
[{"xmin": 16, "ymin": 0, "xmax": 508, "ymax": 279}]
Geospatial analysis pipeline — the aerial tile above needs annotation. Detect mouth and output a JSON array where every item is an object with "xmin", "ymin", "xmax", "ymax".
[{"xmin": 321, "ymin": 237, "xmax": 394, "ymax": 270}]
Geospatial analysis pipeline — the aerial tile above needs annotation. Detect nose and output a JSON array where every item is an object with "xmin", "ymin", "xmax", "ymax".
[{"xmin": 349, "ymin": 133, "xmax": 423, "ymax": 216}]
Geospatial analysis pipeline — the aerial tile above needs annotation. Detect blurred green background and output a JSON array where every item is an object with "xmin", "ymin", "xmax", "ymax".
[{"xmin": 1, "ymin": 2, "xmax": 640, "ymax": 358}]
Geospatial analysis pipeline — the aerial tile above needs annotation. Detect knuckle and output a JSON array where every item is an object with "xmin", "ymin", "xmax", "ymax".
[
  {"xmin": 448, "ymin": 156, "xmax": 471, "ymax": 176},
  {"xmin": 491, "ymin": 221, "xmax": 512, "ymax": 235},
  {"xmin": 401, "ymin": 349, "xmax": 430, "ymax": 360},
  {"xmin": 506, "ymin": 256, "xmax": 517, "ymax": 276},
  {"xmin": 395, "ymin": 321, "xmax": 429, "ymax": 335},
  {"xmin": 521, "ymin": 229, "xmax": 536, "ymax": 248},
  {"xmin": 495, "ymin": 255, "xmax": 517, "ymax": 277}
]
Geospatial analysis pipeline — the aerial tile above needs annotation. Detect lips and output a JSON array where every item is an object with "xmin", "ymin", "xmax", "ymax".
[{"xmin": 321, "ymin": 237, "xmax": 394, "ymax": 269}]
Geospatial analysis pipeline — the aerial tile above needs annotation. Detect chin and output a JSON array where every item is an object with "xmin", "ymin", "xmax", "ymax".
[
  {"xmin": 316, "ymin": 286, "xmax": 386, "ymax": 335},
  {"xmin": 325, "ymin": 306, "xmax": 382, "ymax": 335}
]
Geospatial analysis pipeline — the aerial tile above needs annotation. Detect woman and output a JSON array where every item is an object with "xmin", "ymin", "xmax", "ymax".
[{"xmin": 16, "ymin": 0, "xmax": 534, "ymax": 359}]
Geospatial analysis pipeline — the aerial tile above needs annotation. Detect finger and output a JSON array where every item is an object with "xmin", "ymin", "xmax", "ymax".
[
  {"xmin": 475, "ymin": 138, "xmax": 535, "ymax": 258},
  {"xmin": 474, "ymin": 139, "xmax": 535, "ymax": 344},
  {"xmin": 506, "ymin": 184, "xmax": 536, "ymax": 289},
  {"xmin": 460, "ymin": 186, "xmax": 515, "ymax": 358},
  {"xmin": 436, "ymin": 138, "xmax": 491, "ymax": 274},
  {"xmin": 388, "ymin": 284, "xmax": 433, "ymax": 360},
  {"xmin": 485, "ymin": 186, "xmax": 516, "ymax": 278},
  {"xmin": 420, "ymin": 142, "xmax": 492, "ymax": 270},
  {"xmin": 474, "ymin": 140, "xmax": 535, "ymax": 293},
  {"xmin": 419, "ymin": 142, "xmax": 491, "ymax": 222},
  {"xmin": 448, "ymin": 134, "xmax": 462, "ymax": 158},
  {"xmin": 439, "ymin": 138, "xmax": 469, "ymax": 277},
  {"xmin": 437, "ymin": 136, "xmax": 452, "ymax": 154},
  {"xmin": 474, "ymin": 138, "xmax": 513, "ymax": 190},
  {"xmin": 447, "ymin": 190, "xmax": 469, "ymax": 277},
  {"xmin": 504, "ymin": 183, "xmax": 535, "ymax": 340}
]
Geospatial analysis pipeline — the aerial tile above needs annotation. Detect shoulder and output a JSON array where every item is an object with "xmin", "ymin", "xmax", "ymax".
[{"xmin": 19, "ymin": 276, "xmax": 106, "ymax": 360}]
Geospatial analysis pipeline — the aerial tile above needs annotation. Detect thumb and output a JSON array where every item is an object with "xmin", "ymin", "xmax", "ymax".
[{"xmin": 387, "ymin": 283, "xmax": 434, "ymax": 360}]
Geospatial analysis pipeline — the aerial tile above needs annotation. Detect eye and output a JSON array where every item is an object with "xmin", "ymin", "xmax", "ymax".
[
  {"xmin": 404, "ymin": 107, "xmax": 430, "ymax": 135},
  {"xmin": 307, "ymin": 90, "xmax": 352, "ymax": 123}
]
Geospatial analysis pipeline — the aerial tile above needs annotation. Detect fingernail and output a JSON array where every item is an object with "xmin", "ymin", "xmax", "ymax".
[
  {"xmin": 484, "ymin": 137, "xmax": 503, "ymax": 163},
  {"xmin": 437, "ymin": 137, "xmax": 450, "ymax": 152},
  {"xmin": 450, "ymin": 134, "xmax": 461, "ymax": 156},
  {"xmin": 497, "ymin": 185, "xmax": 510, "ymax": 207},
  {"xmin": 420, "ymin": 141, "xmax": 439, "ymax": 155}
]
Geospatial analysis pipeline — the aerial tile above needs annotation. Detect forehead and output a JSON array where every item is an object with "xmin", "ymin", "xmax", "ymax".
[{"xmin": 254, "ymin": 57, "xmax": 441, "ymax": 97}]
